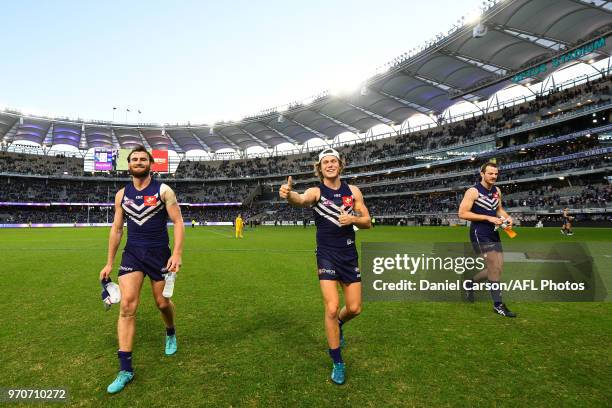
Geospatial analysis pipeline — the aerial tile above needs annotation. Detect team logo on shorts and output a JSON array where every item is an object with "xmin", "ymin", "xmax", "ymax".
[
  {"xmin": 342, "ymin": 196, "xmax": 353, "ymax": 207},
  {"xmin": 144, "ymin": 196, "xmax": 157, "ymax": 206},
  {"xmin": 318, "ymin": 268, "xmax": 335, "ymax": 276}
]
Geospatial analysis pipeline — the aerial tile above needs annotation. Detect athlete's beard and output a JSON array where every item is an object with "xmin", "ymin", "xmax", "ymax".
[
  {"xmin": 130, "ymin": 166, "xmax": 151, "ymax": 179},
  {"xmin": 482, "ymin": 176, "xmax": 496, "ymax": 188}
]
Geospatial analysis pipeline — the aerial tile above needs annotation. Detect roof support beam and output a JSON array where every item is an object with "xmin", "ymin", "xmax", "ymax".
[
  {"xmin": 438, "ymin": 49, "xmax": 510, "ymax": 75},
  {"xmin": 315, "ymin": 110, "xmax": 361, "ymax": 134},
  {"xmin": 376, "ymin": 89, "xmax": 438, "ymax": 115},
  {"xmin": 286, "ymin": 117, "xmax": 329, "ymax": 140},
  {"xmin": 138, "ymin": 129, "xmax": 152, "ymax": 150},
  {"xmin": 236, "ymin": 126, "xmax": 271, "ymax": 149},
  {"xmin": 160, "ymin": 130, "xmax": 184, "ymax": 153},
  {"xmin": 490, "ymin": 23, "xmax": 569, "ymax": 50},
  {"xmin": 258, "ymin": 122, "xmax": 300, "ymax": 145},
  {"xmin": 339, "ymin": 98, "xmax": 395, "ymax": 126},
  {"xmin": 213, "ymin": 130, "xmax": 242, "ymax": 151},
  {"xmin": 189, "ymin": 131, "xmax": 211, "ymax": 152},
  {"xmin": 449, "ymin": 30, "xmax": 612, "ymax": 99}
]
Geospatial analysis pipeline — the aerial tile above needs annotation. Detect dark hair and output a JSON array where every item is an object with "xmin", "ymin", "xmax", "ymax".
[
  {"xmin": 480, "ymin": 161, "xmax": 498, "ymax": 173},
  {"xmin": 127, "ymin": 145, "xmax": 154, "ymax": 163}
]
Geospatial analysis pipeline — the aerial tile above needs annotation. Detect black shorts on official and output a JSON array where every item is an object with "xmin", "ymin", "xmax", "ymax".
[
  {"xmin": 470, "ymin": 228, "xmax": 502, "ymax": 254},
  {"xmin": 316, "ymin": 246, "xmax": 361, "ymax": 283},
  {"xmin": 118, "ymin": 245, "xmax": 171, "ymax": 281}
]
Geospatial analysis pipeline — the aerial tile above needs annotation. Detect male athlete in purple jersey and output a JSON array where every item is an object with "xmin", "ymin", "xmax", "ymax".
[
  {"xmin": 459, "ymin": 161, "xmax": 516, "ymax": 317},
  {"xmin": 279, "ymin": 148, "xmax": 371, "ymax": 385},
  {"xmin": 99, "ymin": 146, "xmax": 185, "ymax": 393}
]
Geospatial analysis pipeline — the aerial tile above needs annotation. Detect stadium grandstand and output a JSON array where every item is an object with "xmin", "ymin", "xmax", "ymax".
[{"xmin": 1, "ymin": 0, "xmax": 611, "ymax": 229}]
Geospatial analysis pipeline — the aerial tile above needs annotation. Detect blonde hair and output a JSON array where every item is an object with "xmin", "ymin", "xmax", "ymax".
[{"xmin": 314, "ymin": 157, "xmax": 345, "ymax": 182}]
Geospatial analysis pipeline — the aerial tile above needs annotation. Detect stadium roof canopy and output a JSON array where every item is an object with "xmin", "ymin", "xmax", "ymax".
[{"xmin": 1, "ymin": 0, "xmax": 611, "ymax": 154}]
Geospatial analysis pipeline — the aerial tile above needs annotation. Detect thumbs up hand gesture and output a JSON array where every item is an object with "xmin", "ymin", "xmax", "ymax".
[
  {"xmin": 279, "ymin": 176, "xmax": 293, "ymax": 199},
  {"xmin": 338, "ymin": 207, "xmax": 353, "ymax": 226}
]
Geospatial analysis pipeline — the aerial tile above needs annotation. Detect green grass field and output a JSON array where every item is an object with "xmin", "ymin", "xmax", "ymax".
[{"xmin": 1, "ymin": 226, "xmax": 610, "ymax": 407}]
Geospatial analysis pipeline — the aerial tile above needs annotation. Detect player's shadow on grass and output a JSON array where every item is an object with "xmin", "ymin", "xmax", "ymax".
[
  {"xmin": 129, "ymin": 309, "xmax": 320, "ymax": 361},
  {"xmin": 221, "ymin": 310, "xmax": 319, "ymax": 354}
]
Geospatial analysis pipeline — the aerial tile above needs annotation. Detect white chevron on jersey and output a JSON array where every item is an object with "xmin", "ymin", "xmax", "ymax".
[
  {"xmin": 316, "ymin": 201, "xmax": 354, "ymax": 216},
  {"xmin": 314, "ymin": 193, "xmax": 355, "ymax": 228},
  {"xmin": 474, "ymin": 193, "xmax": 499, "ymax": 211},
  {"xmin": 126, "ymin": 205, "xmax": 165, "ymax": 226},
  {"xmin": 122, "ymin": 200, "xmax": 162, "ymax": 219},
  {"xmin": 122, "ymin": 193, "xmax": 165, "ymax": 226},
  {"xmin": 313, "ymin": 206, "xmax": 342, "ymax": 227},
  {"xmin": 122, "ymin": 200, "xmax": 150, "ymax": 212}
]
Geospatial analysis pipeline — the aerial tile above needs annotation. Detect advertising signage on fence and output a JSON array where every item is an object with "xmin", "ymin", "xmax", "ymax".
[{"xmin": 152, "ymin": 149, "xmax": 169, "ymax": 172}]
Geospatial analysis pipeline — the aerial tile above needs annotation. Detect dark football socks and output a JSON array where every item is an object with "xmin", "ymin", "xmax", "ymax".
[
  {"xmin": 118, "ymin": 350, "xmax": 133, "ymax": 373},
  {"xmin": 329, "ymin": 347, "xmax": 343, "ymax": 364},
  {"xmin": 488, "ymin": 280, "xmax": 502, "ymax": 306}
]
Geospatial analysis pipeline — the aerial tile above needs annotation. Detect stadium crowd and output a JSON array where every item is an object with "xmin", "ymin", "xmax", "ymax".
[
  {"xmin": 0, "ymin": 75, "xmax": 610, "ymax": 225},
  {"xmin": 1, "ymin": 74, "xmax": 609, "ymax": 180},
  {"xmin": 0, "ymin": 178, "xmax": 253, "ymax": 203}
]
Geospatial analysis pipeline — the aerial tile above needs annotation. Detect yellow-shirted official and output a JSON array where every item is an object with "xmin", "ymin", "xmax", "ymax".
[{"xmin": 235, "ymin": 214, "xmax": 244, "ymax": 238}]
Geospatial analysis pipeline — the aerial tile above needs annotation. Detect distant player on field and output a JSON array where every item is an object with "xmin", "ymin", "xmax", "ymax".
[
  {"xmin": 99, "ymin": 146, "xmax": 185, "ymax": 394},
  {"xmin": 561, "ymin": 207, "xmax": 574, "ymax": 236},
  {"xmin": 235, "ymin": 213, "xmax": 244, "ymax": 238},
  {"xmin": 279, "ymin": 148, "xmax": 371, "ymax": 385},
  {"xmin": 458, "ymin": 162, "xmax": 516, "ymax": 317}
]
